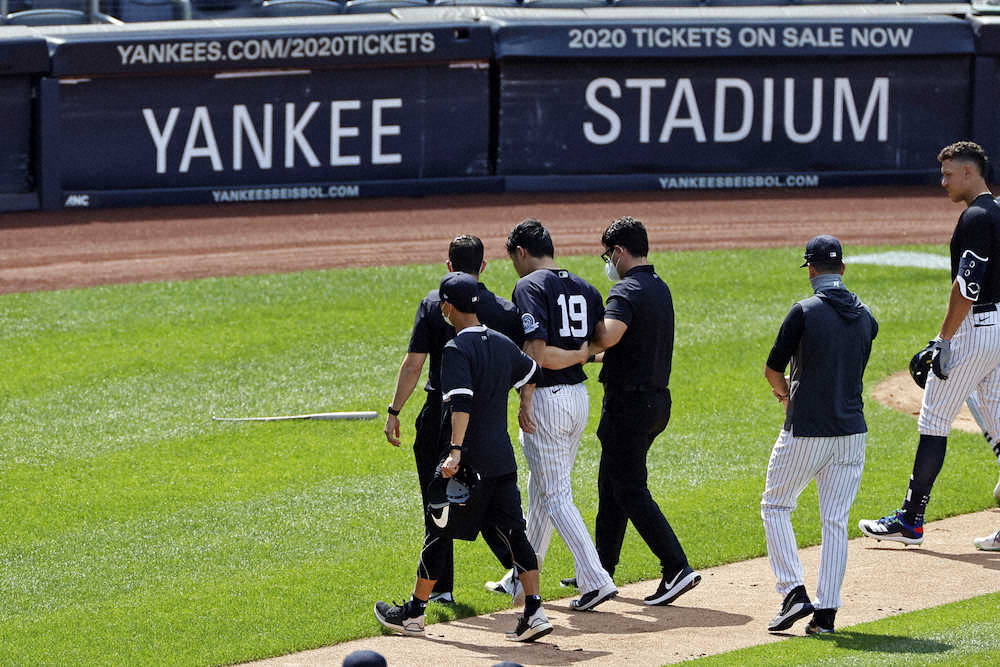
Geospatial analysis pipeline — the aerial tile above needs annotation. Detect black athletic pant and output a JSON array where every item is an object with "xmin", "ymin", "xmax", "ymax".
[
  {"xmin": 412, "ymin": 392, "xmax": 453, "ymax": 593},
  {"xmin": 595, "ymin": 388, "xmax": 689, "ymax": 579}
]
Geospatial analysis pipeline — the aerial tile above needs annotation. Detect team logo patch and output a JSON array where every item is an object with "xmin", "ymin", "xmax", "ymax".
[{"xmin": 521, "ymin": 312, "xmax": 539, "ymax": 334}]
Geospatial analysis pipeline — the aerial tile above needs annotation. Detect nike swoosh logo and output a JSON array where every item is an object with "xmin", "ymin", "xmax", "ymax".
[
  {"xmin": 552, "ymin": 387, "xmax": 562, "ymax": 393},
  {"xmin": 431, "ymin": 505, "xmax": 450, "ymax": 528}
]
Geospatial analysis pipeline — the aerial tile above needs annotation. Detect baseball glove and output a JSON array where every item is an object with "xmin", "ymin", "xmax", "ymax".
[{"xmin": 909, "ymin": 340, "xmax": 936, "ymax": 389}]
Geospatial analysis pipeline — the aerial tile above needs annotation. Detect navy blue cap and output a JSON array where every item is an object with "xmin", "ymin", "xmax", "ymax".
[
  {"xmin": 801, "ymin": 234, "xmax": 843, "ymax": 267},
  {"xmin": 343, "ymin": 650, "xmax": 386, "ymax": 667},
  {"xmin": 439, "ymin": 271, "xmax": 480, "ymax": 313}
]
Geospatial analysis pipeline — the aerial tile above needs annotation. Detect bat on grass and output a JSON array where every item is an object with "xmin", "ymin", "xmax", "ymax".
[{"xmin": 212, "ymin": 411, "xmax": 378, "ymax": 423}]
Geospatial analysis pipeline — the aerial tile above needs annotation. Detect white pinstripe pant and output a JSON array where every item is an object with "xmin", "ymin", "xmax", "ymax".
[
  {"xmin": 920, "ymin": 308, "xmax": 1000, "ymax": 437},
  {"xmin": 520, "ymin": 383, "xmax": 614, "ymax": 593},
  {"xmin": 761, "ymin": 429, "xmax": 866, "ymax": 610}
]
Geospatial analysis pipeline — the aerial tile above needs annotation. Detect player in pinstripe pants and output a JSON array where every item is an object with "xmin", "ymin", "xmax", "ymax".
[
  {"xmin": 860, "ymin": 141, "xmax": 1000, "ymax": 550},
  {"xmin": 484, "ymin": 219, "xmax": 618, "ymax": 612},
  {"xmin": 763, "ymin": 235, "xmax": 878, "ymax": 635}
]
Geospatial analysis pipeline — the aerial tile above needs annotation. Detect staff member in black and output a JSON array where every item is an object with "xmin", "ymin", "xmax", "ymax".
[
  {"xmin": 585, "ymin": 216, "xmax": 701, "ymax": 605},
  {"xmin": 384, "ymin": 235, "xmax": 523, "ymax": 604},
  {"xmin": 376, "ymin": 272, "xmax": 553, "ymax": 643}
]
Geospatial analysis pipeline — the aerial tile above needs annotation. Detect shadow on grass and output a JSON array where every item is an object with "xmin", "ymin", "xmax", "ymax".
[{"xmin": 812, "ymin": 631, "xmax": 952, "ymax": 655}]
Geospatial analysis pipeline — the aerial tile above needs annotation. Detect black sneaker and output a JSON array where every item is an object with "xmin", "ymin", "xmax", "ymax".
[
  {"xmin": 570, "ymin": 581, "xmax": 618, "ymax": 611},
  {"xmin": 643, "ymin": 565, "xmax": 702, "ymax": 606},
  {"xmin": 560, "ymin": 577, "xmax": 578, "ymax": 588},
  {"xmin": 767, "ymin": 585, "xmax": 814, "ymax": 632},
  {"xmin": 374, "ymin": 600, "xmax": 425, "ymax": 636},
  {"xmin": 805, "ymin": 608, "xmax": 836, "ymax": 635}
]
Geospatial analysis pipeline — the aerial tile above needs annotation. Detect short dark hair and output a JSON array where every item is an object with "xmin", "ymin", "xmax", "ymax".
[
  {"xmin": 938, "ymin": 141, "xmax": 989, "ymax": 178},
  {"xmin": 810, "ymin": 260, "xmax": 843, "ymax": 274},
  {"xmin": 506, "ymin": 218, "xmax": 554, "ymax": 258},
  {"xmin": 602, "ymin": 216, "xmax": 649, "ymax": 257},
  {"xmin": 449, "ymin": 235, "xmax": 484, "ymax": 274}
]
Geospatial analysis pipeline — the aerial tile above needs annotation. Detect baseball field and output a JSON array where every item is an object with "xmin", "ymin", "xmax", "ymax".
[{"xmin": 2, "ymin": 188, "xmax": 1000, "ymax": 666}]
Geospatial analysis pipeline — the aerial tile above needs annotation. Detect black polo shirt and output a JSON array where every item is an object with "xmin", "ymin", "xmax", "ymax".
[
  {"xmin": 949, "ymin": 193, "xmax": 1000, "ymax": 303},
  {"xmin": 767, "ymin": 283, "xmax": 878, "ymax": 437},
  {"xmin": 512, "ymin": 268, "xmax": 605, "ymax": 387},
  {"xmin": 440, "ymin": 326, "xmax": 541, "ymax": 477},
  {"xmin": 407, "ymin": 283, "xmax": 523, "ymax": 393},
  {"xmin": 598, "ymin": 264, "xmax": 673, "ymax": 391}
]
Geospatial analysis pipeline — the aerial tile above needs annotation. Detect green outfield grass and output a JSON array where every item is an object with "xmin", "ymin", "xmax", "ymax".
[
  {"xmin": 2, "ymin": 244, "xmax": 997, "ymax": 665},
  {"xmin": 695, "ymin": 591, "xmax": 1000, "ymax": 666}
]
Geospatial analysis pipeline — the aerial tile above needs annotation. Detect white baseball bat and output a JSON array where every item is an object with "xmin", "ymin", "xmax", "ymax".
[{"xmin": 212, "ymin": 411, "xmax": 378, "ymax": 422}]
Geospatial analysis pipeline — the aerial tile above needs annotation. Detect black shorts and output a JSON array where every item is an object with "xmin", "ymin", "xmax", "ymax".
[{"xmin": 427, "ymin": 471, "xmax": 526, "ymax": 541}]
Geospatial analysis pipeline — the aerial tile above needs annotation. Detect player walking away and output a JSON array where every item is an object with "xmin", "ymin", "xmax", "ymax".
[
  {"xmin": 384, "ymin": 235, "xmax": 523, "ymax": 605},
  {"xmin": 484, "ymin": 219, "xmax": 617, "ymax": 612},
  {"xmin": 860, "ymin": 141, "xmax": 1000, "ymax": 549},
  {"xmin": 375, "ymin": 272, "xmax": 553, "ymax": 642},
  {"xmin": 762, "ymin": 235, "xmax": 879, "ymax": 635},
  {"xmin": 575, "ymin": 216, "xmax": 702, "ymax": 606}
]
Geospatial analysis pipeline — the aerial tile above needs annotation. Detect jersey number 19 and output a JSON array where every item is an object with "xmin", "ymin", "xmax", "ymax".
[{"xmin": 557, "ymin": 294, "xmax": 588, "ymax": 338}]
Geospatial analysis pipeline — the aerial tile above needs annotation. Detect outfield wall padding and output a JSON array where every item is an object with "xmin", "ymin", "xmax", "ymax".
[
  {"xmin": 4, "ymin": 9, "xmax": 1000, "ymax": 210},
  {"xmin": 0, "ymin": 29, "xmax": 51, "ymax": 211}
]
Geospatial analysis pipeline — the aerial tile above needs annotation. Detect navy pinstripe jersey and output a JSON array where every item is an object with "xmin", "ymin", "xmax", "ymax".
[
  {"xmin": 440, "ymin": 326, "xmax": 540, "ymax": 477},
  {"xmin": 949, "ymin": 194, "xmax": 1000, "ymax": 303},
  {"xmin": 512, "ymin": 268, "xmax": 605, "ymax": 387}
]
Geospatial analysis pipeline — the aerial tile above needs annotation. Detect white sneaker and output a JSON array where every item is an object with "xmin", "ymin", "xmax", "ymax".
[
  {"xmin": 974, "ymin": 529, "xmax": 1000, "ymax": 551},
  {"xmin": 505, "ymin": 607, "xmax": 553, "ymax": 642},
  {"xmin": 485, "ymin": 569, "xmax": 516, "ymax": 596}
]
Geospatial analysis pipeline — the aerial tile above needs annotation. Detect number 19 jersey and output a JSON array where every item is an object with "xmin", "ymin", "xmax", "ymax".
[{"xmin": 512, "ymin": 268, "xmax": 605, "ymax": 387}]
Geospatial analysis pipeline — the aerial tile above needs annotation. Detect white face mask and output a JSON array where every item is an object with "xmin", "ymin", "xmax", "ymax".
[
  {"xmin": 604, "ymin": 249, "xmax": 620, "ymax": 282},
  {"xmin": 442, "ymin": 304, "xmax": 454, "ymax": 327}
]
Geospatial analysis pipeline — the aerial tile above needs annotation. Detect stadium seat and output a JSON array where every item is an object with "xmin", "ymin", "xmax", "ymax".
[
  {"xmin": 524, "ymin": 0, "xmax": 609, "ymax": 6},
  {"xmin": 256, "ymin": 0, "xmax": 344, "ymax": 13},
  {"xmin": 611, "ymin": 0, "xmax": 700, "ymax": 6},
  {"xmin": 3, "ymin": 6, "xmax": 120, "ymax": 21},
  {"xmin": 114, "ymin": 0, "xmax": 190, "ymax": 20},
  {"xmin": 344, "ymin": 0, "xmax": 429, "ymax": 12},
  {"xmin": 432, "ymin": 0, "xmax": 522, "ymax": 6},
  {"xmin": 188, "ymin": 0, "xmax": 263, "ymax": 18}
]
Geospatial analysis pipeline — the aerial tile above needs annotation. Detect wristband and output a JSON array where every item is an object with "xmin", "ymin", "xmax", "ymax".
[
  {"xmin": 387, "ymin": 405, "xmax": 401, "ymax": 416},
  {"xmin": 449, "ymin": 444, "xmax": 465, "ymax": 452}
]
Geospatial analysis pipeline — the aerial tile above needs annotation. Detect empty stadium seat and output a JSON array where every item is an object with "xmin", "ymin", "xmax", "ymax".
[
  {"xmin": 344, "ymin": 0, "xmax": 428, "ymax": 12},
  {"xmin": 611, "ymin": 0, "xmax": 700, "ymax": 6},
  {"xmin": 4, "ymin": 6, "xmax": 122, "ymax": 21},
  {"xmin": 256, "ymin": 0, "xmax": 344, "ymax": 13},
  {"xmin": 433, "ymin": 0, "xmax": 522, "ymax": 6},
  {"xmin": 188, "ymin": 0, "xmax": 262, "ymax": 18},
  {"xmin": 524, "ymin": 0, "xmax": 610, "ymax": 6},
  {"xmin": 113, "ymin": 0, "xmax": 190, "ymax": 20}
]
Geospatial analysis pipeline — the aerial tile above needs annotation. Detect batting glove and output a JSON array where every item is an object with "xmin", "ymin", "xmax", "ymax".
[{"xmin": 931, "ymin": 338, "xmax": 954, "ymax": 380}]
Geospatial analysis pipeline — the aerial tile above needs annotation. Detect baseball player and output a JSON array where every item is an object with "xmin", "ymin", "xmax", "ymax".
[
  {"xmin": 384, "ymin": 235, "xmax": 523, "ymax": 604},
  {"xmin": 375, "ymin": 272, "xmax": 552, "ymax": 642},
  {"xmin": 860, "ymin": 141, "xmax": 1000, "ymax": 547},
  {"xmin": 484, "ymin": 219, "xmax": 617, "ymax": 612},
  {"xmin": 762, "ymin": 235, "xmax": 878, "ymax": 636}
]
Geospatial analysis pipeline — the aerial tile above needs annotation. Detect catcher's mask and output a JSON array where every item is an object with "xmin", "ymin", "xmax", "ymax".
[{"xmin": 425, "ymin": 462, "xmax": 483, "ymax": 541}]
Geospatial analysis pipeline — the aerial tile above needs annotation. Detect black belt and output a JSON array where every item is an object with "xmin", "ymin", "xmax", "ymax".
[
  {"xmin": 973, "ymin": 303, "xmax": 997, "ymax": 314},
  {"xmin": 610, "ymin": 383, "xmax": 667, "ymax": 393}
]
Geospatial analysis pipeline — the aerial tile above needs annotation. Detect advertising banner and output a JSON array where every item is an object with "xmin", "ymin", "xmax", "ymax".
[{"xmin": 57, "ymin": 64, "xmax": 489, "ymax": 195}]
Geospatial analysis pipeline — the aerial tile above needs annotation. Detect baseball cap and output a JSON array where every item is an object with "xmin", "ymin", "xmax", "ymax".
[
  {"xmin": 342, "ymin": 649, "xmax": 387, "ymax": 667},
  {"xmin": 800, "ymin": 234, "xmax": 843, "ymax": 267},
  {"xmin": 439, "ymin": 271, "xmax": 480, "ymax": 313}
]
